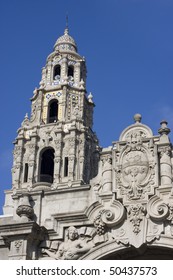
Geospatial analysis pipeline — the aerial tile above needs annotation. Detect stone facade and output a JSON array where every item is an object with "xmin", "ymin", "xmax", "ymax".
[{"xmin": 1, "ymin": 28, "xmax": 173, "ymax": 260}]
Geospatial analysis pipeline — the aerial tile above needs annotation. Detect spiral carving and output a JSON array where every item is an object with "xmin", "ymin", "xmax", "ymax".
[
  {"xmin": 101, "ymin": 209, "xmax": 115, "ymax": 224},
  {"xmin": 147, "ymin": 196, "xmax": 169, "ymax": 221},
  {"xmin": 102, "ymin": 210, "xmax": 115, "ymax": 223},
  {"xmin": 93, "ymin": 200, "xmax": 125, "ymax": 235}
]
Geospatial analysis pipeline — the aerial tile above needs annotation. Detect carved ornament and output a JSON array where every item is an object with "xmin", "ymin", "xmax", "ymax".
[
  {"xmin": 16, "ymin": 205, "xmax": 34, "ymax": 220},
  {"xmin": 128, "ymin": 204, "xmax": 146, "ymax": 234},
  {"xmin": 115, "ymin": 128, "xmax": 156, "ymax": 202}
]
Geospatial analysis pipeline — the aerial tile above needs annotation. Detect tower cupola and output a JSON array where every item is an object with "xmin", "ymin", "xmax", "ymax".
[
  {"xmin": 54, "ymin": 28, "xmax": 78, "ymax": 53},
  {"xmin": 40, "ymin": 27, "xmax": 86, "ymax": 90}
]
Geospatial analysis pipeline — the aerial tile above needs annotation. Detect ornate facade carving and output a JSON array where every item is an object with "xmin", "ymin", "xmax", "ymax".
[
  {"xmin": 41, "ymin": 226, "xmax": 93, "ymax": 260},
  {"xmin": 114, "ymin": 119, "xmax": 157, "ymax": 203},
  {"xmin": 1, "ymin": 28, "xmax": 173, "ymax": 260},
  {"xmin": 128, "ymin": 204, "xmax": 146, "ymax": 234}
]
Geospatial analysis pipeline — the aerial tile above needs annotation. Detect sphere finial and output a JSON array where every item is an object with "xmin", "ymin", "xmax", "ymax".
[{"xmin": 134, "ymin": 113, "xmax": 142, "ymax": 123}]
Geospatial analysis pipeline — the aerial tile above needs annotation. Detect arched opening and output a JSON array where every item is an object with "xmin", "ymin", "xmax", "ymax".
[
  {"xmin": 81, "ymin": 242, "xmax": 173, "ymax": 260},
  {"xmin": 48, "ymin": 99, "xmax": 58, "ymax": 123},
  {"xmin": 68, "ymin": 65, "xmax": 74, "ymax": 78},
  {"xmin": 100, "ymin": 246, "xmax": 173, "ymax": 260},
  {"xmin": 54, "ymin": 65, "xmax": 61, "ymax": 80},
  {"xmin": 39, "ymin": 148, "xmax": 55, "ymax": 183}
]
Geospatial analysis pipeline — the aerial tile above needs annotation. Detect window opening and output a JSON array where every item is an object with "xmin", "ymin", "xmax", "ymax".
[
  {"xmin": 54, "ymin": 65, "xmax": 61, "ymax": 80},
  {"xmin": 64, "ymin": 157, "xmax": 69, "ymax": 177},
  {"xmin": 40, "ymin": 148, "xmax": 55, "ymax": 183},
  {"xmin": 68, "ymin": 65, "xmax": 74, "ymax": 77},
  {"xmin": 24, "ymin": 163, "xmax": 29, "ymax": 183},
  {"xmin": 48, "ymin": 99, "xmax": 58, "ymax": 123}
]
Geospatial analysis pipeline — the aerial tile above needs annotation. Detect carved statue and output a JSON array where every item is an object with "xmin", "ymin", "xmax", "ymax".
[{"xmin": 42, "ymin": 226, "xmax": 92, "ymax": 260}]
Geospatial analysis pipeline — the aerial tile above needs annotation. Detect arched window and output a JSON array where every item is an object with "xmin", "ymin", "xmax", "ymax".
[
  {"xmin": 48, "ymin": 99, "xmax": 58, "ymax": 123},
  {"xmin": 68, "ymin": 65, "xmax": 74, "ymax": 77},
  {"xmin": 39, "ymin": 148, "xmax": 55, "ymax": 183},
  {"xmin": 54, "ymin": 65, "xmax": 61, "ymax": 80}
]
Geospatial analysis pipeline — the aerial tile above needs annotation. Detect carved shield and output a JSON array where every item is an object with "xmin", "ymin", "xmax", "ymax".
[{"xmin": 121, "ymin": 149, "xmax": 149, "ymax": 199}]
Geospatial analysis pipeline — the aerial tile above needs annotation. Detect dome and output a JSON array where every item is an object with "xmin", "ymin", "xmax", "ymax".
[{"xmin": 54, "ymin": 28, "xmax": 77, "ymax": 53}]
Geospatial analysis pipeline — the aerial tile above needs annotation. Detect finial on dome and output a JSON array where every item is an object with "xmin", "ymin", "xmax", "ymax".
[
  {"xmin": 134, "ymin": 113, "xmax": 142, "ymax": 123},
  {"xmin": 65, "ymin": 13, "xmax": 69, "ymax": 35},
  {"xmin": 54, "ymin": 18, "xmax": 77, "ymax": 53},
  {"xmin": 66, "ymin": 13, "xmax": 69, "ymax": 28}
]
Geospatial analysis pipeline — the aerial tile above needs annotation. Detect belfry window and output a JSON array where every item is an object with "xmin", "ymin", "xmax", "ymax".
[
  {"xmin": 24, "ymin": 163, "xmax": 29, "ymax": 183},
  {"xmin": 64, "ymin": 157, "xmax": 69, "ymax": 177},
  {"xmin": 68, "ymin": 65, "xmax": 74, "ymax": 78},
  {"xmin": 39, "ymin": 148, "xmax": 55, "ymax": 183},
  {"xmin": 54, "ymin": 65, "xmax": 61, "ymax": 80},
  {"xmin": 48, "ymin": 99, "xmax": 58, "ymax": 123}
]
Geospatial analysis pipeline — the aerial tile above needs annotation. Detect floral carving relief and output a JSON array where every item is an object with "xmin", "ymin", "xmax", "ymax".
[{"xmin": 128, "ymin": 204, "xmax": 146, "ymax": 234}]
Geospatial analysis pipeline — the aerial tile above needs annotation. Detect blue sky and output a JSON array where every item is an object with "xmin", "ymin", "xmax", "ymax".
[{"xmin": 1, "ymin": 0, "xmax": 173, "ymax": 214}]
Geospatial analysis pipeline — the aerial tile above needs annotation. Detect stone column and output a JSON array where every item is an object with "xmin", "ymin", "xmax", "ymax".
[
  {"xmin": 12, "ymin": 136, "xmax": 24, "ymax": 189},
  {"xmin": 61, "ymin": 57, "xmax": 68, "ymax": 81},
  {"xmin": 158, "ymin": 120, "xmax": 172, "ymax": 186},
  {"xmin": 102, "ymin": 155, "xmax": 112, "ymax": 193},
  {"xmin": 28, "ymin": 136, "xmax": 37, "ymax": 185},
  {"xmin": 74, "ymin": 62, "xmax": 80, "ymax": 85},
  {"xmin": 62, "ymin": 86, "xmax": 67, "ymax": 121},
  {"xmin": 54, "ymin": 139, "xmax": 63, "ymax": 184},
  {"xmin": 68, "ymin": 135, "xmax": 76, "ymax": 181},
  {"xmin": 78, "ymin": 135, "xmax": 85, "ymax": 181},
  {"xmin": 46, "ymin": 61, "xmax": 52, "ymax": 85},
  {"xmin": 159, "ymin": 146, "xmax": 172, "ymax": 185}
]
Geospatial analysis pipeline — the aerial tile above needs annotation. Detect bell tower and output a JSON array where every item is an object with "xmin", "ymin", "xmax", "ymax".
[
  {"xmin": 2, "ymin": 24, "xmax": 173, "ymax": 261},
  {"xmin": 12, "ymin": 27, "xmax": 99, "ymax": 192}
]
